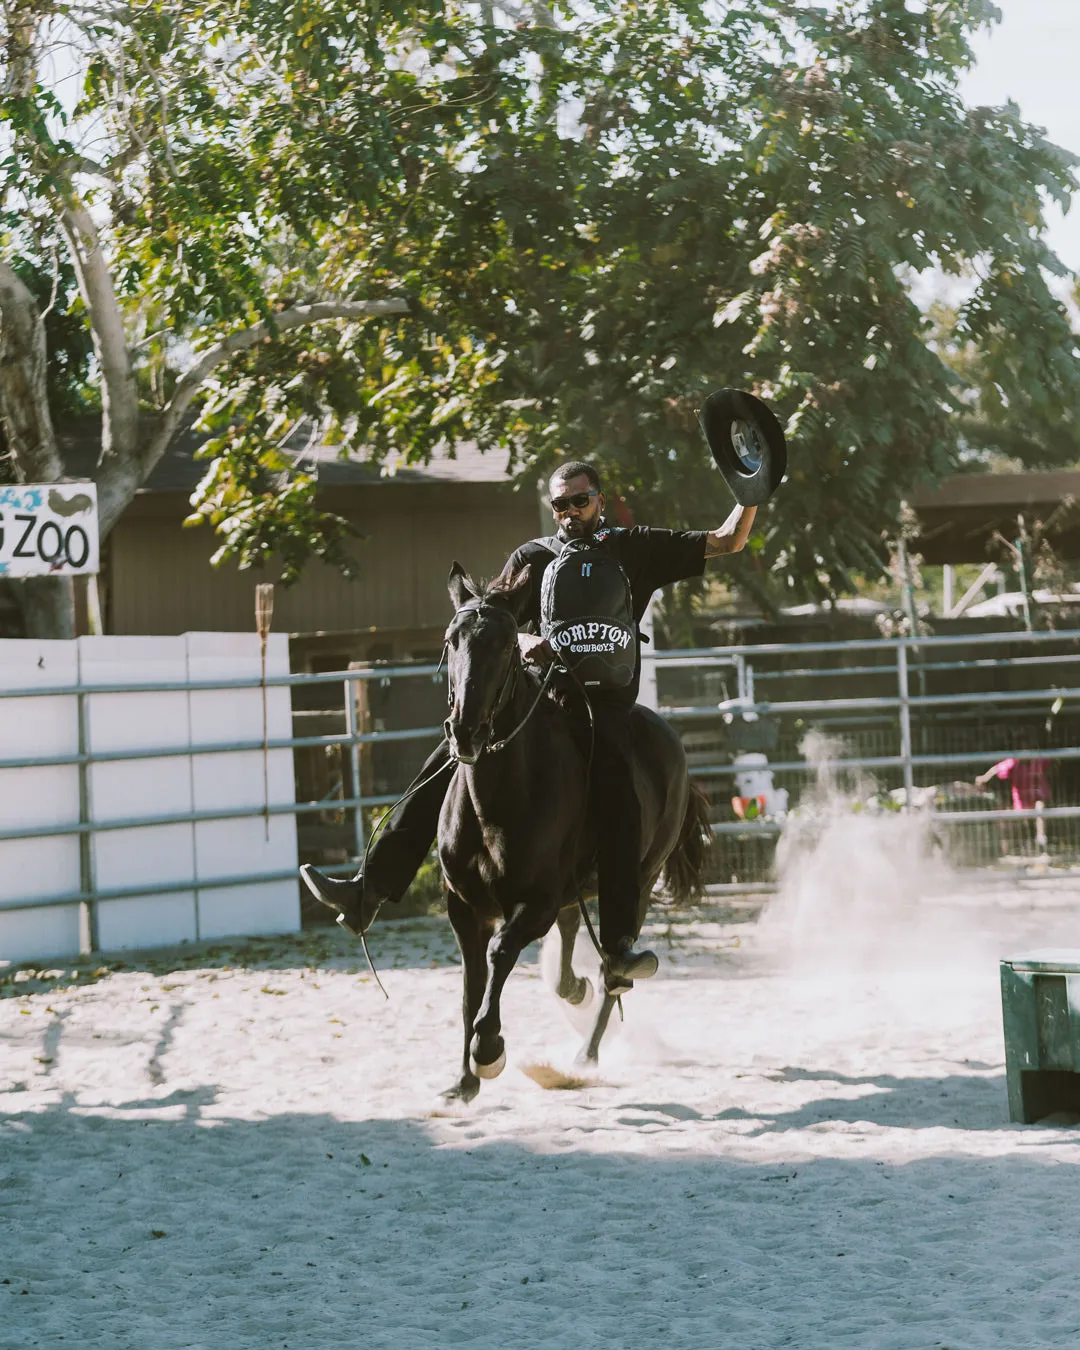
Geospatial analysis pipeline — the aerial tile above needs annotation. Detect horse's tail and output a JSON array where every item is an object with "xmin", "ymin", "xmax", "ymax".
[{"xmin": 662, "ymin": 778, "xmax": 712, "ymax": 904}]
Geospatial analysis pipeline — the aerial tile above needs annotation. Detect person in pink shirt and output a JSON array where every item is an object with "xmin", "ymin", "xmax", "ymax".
[
  {"xmin": 976, "ymin": 756, "xmax": 1051, "ymax": 811},
  {"xmin": 975, "ymin": 755, "xmax": 1051, "ymax": 854}
]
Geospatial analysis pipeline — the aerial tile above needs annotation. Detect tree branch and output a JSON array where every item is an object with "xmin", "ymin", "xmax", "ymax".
[
  {"xmin": 1, "ymin": 0, "xmax": 40, "ymax": 101},
  {"xmin": 5, "ymin": 10, "xmax": 139, "ymax": 474},
  {"xmin": 0, "ymin": 258, "xmax": 62, "ymax": 482},
  {"xmin": 127, "ymin": 25, "xmax": 179, "ymax": 178},
  {"xmin": 68, "ymin": 142, "xmax": 145, "ymax": 180},
  {"xmin": 58, "ymin": 199, "xmax": 141, "ymax": 466},
  {"xmin": 95, "ymin": 297, "xmax": 411, "ymax": 535}
]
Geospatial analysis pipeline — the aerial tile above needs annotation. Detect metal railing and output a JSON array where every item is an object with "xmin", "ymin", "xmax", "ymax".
[
  {"xmin": 649, "ymin": 628, "xmax": 1080, "ymax": 885},
  {"xmin": 301, "ymin": 625, "xmax": 1080, "ymax": 883},
  {"xmin": 0, "ymin": 664, "xmax": 452, "ymax": 942},
  {"xmin": 4, "ymin": 626, "xmax": 1080, "ymax": 941},
  {"xmin": 652, "ymin": 630, "xmax": 1076, "ymax": 788}
]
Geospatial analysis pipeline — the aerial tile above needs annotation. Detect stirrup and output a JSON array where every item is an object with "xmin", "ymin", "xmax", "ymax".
[{"xmin": 602, "ymin": 942, "xmax": 658, "ymax": 989}]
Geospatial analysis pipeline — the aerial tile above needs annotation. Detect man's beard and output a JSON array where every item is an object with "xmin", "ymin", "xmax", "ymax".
[{"xmin": 557, "ymin": 515, "xmax": 595, "ymax": 542}]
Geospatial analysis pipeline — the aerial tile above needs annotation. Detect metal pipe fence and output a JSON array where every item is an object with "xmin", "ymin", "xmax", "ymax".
[
  {"xmin": 651, "ymin": 628, "xmax": 1080, "ymax": 884},
  {"xmin": 4, "ymin": 627, "xmax": 1080, "ymax": 945},
  {"xmin": 295, "ymin": 626, "xmax": 1080, "ymax": 887},
  {"xmin": 0, "ymin": 660, "xmax": 447, "ymax": 944}
]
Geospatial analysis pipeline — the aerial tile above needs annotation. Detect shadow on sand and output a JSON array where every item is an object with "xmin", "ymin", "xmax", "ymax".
[
  {"xmin": 3, "ymin": 1077, "xmax": 1079, "ymax": 1350},
  {"xmin": 0, "ymin": 917, "xmax": 466, "ymax": 997}
]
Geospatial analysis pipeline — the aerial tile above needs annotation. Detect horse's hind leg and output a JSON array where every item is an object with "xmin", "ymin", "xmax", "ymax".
[
  {"xmin": 470, "ymin": 904, "xmax": 548, "ymax": 1078},
  {"xmin": 575, "ymin": 990, "xmax": 619, "ymax": 1067},
  {"xmin": 573, "ymin": 879, "xmax": 649, "ymax": 1066},
  {"xmin": 555, "ymin": 906, "xmax": 593, "ymax": 1008},
  {"xmin": 444, "ymin": 892, "xmax": 493, "ymax": 1103}
]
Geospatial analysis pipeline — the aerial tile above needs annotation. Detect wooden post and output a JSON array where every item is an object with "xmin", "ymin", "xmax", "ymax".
[
  {"xmin": 1015, "ymin": 514, "xmax": 1033, "ymax": 633},
  {"xmin": 347, "ymin": 663, "xmax": 374, "ymax": 859},
  {"xmin": 255, "ymin": 583, "xmax": 275, "ymax": 840}
]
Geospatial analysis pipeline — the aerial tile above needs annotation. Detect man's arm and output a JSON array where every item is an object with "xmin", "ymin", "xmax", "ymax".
[{"xmin": 704, "ymin": 504, "xmax": 758, "ymax": 558}]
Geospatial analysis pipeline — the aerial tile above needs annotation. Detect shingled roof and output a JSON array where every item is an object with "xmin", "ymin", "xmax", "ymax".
[{"xmin": 56, "ymin": 417, "xmax": 518, "ymax": 496}]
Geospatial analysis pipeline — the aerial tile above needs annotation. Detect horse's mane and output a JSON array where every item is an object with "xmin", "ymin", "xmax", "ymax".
[
  {"xmin": 458, "ymin": 566, "xmax": 545, "ymax": 687},
  {"xmin": 473, "ymin": 567, "xmax": 528, "ymax": 604}
]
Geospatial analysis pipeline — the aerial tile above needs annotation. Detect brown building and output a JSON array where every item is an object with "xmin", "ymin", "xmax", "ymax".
[
  {"xmin": 910, "ymin": 470, "xmax": 1080, "ymax": 565},
  {"xmin": 56, "ymin": 423, "xmax": 541, "ymax": 665}
]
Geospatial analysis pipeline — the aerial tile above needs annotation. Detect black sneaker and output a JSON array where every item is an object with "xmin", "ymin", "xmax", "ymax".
[
  {"xmin": 602, "ymin": 938, "xmax": 659, "ymax": 993},
  {"xmin": 299, "ymin": 865, "xmax": 384, "ymax": 936}
]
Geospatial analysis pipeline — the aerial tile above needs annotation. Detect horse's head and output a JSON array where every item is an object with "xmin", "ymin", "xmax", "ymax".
[{"xmin": 443, "ymin": 561, "xmax": 532, "ymax": 763}]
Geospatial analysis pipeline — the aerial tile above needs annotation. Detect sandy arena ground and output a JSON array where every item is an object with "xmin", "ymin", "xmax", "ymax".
[{"xmin": 3, "ymin": 862, "xmax": 1080, "ymax": 1349}]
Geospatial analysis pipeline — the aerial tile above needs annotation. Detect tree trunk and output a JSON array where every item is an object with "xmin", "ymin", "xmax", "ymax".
[
  {"xmin": 21, "ymin": 576, "xmax": 76, "ymax": 640},
  {"xmin": 0, "ymin": 260, "xmax": 77, "ymax": 639}
]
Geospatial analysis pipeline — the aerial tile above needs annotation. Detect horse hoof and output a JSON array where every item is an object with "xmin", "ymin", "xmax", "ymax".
[
  {"xmin": 442, "ymin": 1076, "xmax": 480, "ymax": 1104},
  {"xmin": 471, "ymin": 1048, "xmax": 507, "ymax": 1080},
  {"xmin": 574, "ymin": 1047, "xmax": 600, "ymax": 1069},
  {"xmin": 566, "ymin": 976, "xmax": 594, "ymax": 1009}
]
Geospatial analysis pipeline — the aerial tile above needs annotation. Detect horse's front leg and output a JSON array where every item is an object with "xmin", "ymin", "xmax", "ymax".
[
  {"xmin": 470, "ymin": 903, "xmax": 549, "ymax": 1078},
  {"xmin": 555, "ymin": 905, "xmax": 593, "ymax": 1008},
  {"xmin": 444, "ymin": 891, "xmax": 495, "ymax": 1103}
]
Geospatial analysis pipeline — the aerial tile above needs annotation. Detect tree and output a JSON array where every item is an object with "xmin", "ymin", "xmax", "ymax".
[
  {"xmin": 419, "ymin": 0, "xmax": 1080, "ymax": 607},
  {"xmin": 3, "ymin": 0, "xmax": 1078, "ymax": 636},
  {"xmin": 929, "ymin": 285, "xmax": 1080, "ymax": 473},
  {"xmin": 2, "ymin": 0, "xmax": 475, "ymax": 632}
]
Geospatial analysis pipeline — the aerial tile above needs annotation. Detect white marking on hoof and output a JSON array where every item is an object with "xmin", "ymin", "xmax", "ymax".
[
  {"xmin": 471, "ymin": 1048, "xmax": 506, "ymax": 1080},
  {"xmin": 575, "ymin": 977, "xmax": 595, "ymax": 1010}
]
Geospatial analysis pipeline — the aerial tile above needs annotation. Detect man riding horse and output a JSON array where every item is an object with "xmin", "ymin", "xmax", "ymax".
[{"xmin": 302, "ymin": 460, "xmax": 757, "ymax": 992}]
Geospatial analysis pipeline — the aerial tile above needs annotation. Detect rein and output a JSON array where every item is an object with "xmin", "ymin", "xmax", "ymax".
[
  {"xmin": 487, "ymin": 662, "xmax": 556, "ymax": 753},
  {"xmin": 352, "ymin": 752, "xmax": 457, "ymax": 998}
]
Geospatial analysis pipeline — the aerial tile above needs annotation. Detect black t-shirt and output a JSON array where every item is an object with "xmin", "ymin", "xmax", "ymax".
[{"xmin": 504, "ymin": 523, "xmax": 708, "ymax": 700}]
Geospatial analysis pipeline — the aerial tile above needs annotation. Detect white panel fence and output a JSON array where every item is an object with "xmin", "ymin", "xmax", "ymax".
[{"xmin": 0, "ymin": 633, "xmax": 299, "ymax": 964}]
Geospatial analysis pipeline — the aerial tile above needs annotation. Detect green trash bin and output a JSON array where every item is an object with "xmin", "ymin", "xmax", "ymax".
[{"xmin": 1000, "ymin": 950, "xmax": 1080, "ymax": 1123}]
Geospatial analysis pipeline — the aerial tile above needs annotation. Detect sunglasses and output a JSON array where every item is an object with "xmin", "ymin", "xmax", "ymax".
[{"xmin": 549, "ymin": 490, "xmax": 599, "ymax": 513}]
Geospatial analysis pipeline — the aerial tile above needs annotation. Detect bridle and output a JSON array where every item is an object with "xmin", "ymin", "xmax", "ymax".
[{"xmin": 443, "ymin": 600, "xmax": 556, "ymax": 760}]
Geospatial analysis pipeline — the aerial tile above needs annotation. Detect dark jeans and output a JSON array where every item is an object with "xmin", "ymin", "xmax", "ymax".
[
  {"xmin": 363, "ymin": 694, "xmax": 641, "ymax": 951},
  {"xmin": 362, "ymin": 739, "xmax": 455, "ymax": 903},
  {"xmin": 587, "ymin": 697, "xmax": 642, "ymax": 951}
]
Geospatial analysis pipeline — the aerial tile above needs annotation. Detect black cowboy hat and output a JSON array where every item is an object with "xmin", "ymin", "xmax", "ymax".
[{"xmin": 698, "ymin": 388, "xmax": 787, "ymax": 507}]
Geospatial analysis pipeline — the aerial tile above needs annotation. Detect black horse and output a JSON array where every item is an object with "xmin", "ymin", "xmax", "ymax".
[{"xmin": 439, "ymin": 561, "xmax": 710, "ymax": 1101}]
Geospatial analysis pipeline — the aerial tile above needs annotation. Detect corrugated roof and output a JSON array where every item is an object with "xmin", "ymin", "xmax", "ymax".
[
  {"xmin": 910, "ymin": 470, "xmax": 1080, "ymax": 511},
  {"xmin": 910, "ymin": 470, "xmax": 1080, "ymax": 564}
]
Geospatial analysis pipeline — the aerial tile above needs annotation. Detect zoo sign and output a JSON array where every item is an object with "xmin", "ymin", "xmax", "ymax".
[{"xmin": 0, "ymin": 483, "xmax": 99, "ymax": 577}]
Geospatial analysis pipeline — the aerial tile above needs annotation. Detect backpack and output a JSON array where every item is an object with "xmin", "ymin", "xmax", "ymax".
[{"xmin": 539, "ymin": 529, "xmax": 637, "ymax": 689}]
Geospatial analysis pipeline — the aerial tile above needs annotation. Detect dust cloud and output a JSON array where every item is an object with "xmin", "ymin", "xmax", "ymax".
[{"xmin": 756, "ymin": 729, "xmax": 997, "ymax": 974}]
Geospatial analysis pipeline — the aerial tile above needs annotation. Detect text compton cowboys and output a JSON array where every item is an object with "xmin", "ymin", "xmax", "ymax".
[{"xmin": 551, "ymin": 620, "xmax": 635, "ymax": 657}]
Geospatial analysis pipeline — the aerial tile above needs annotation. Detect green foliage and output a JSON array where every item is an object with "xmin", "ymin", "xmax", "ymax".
[
  {"xmin": 4, "ymin": 0, "xmax": 1078, "ymax": 601},
  {"xmin": 426, "ymin": 0, "xmax": 1079, "ymax": 606},
  {"xmin": 5, "ymin": 255, "xmax": 96, "ymax": 419},
  {"xmin": 930, "ymin": 295, "xmax": 1080, "ymax": 470}
]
